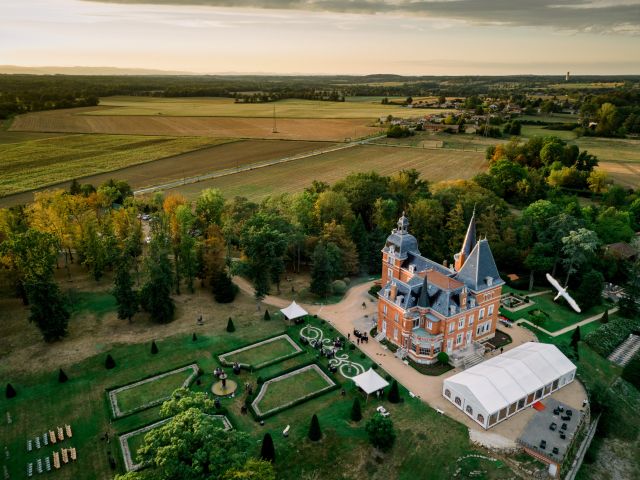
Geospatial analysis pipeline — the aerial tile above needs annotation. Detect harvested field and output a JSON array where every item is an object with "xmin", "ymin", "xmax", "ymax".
[
  {"xmin": 164, "ymin": 144, "xmax": 487, "ymax": 201},
  {"xmin": 599, "ymin": 161, "xmax": 640, "ymax": 188},
  {"xmin": 11, "ymin": 107, "xmax": 382, "ymax": 141},
  {"xmin": 83, "ymin": 96, "xmax": 433, "ymax": 119},
  {"xmin": 0, "ymin": 134, "xmax": 234, "ymax": 198},
  {"xmin": 0, "ymin": 139, "xmax": 329, "ymax": 208}
]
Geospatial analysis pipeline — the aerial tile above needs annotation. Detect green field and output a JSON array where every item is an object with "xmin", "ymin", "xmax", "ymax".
[
  {"xmin": 113, "ymin": 367, "xmax": 197, "ymax": 416},
  {"xmin": 220, "ymin": 335, "xmax": 299, "ymax": 368},
  {"xmin": 0, "ymin": 134, "xmax": 233, "ymax": 197},
  {"xmin": 84, "ymin": 96, "xmax": 444, "ymax": 119}
]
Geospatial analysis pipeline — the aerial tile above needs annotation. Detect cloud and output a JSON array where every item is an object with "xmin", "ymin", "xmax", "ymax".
[{"xmin": 83, "ymin": 0, "xmax": 640, "ymax": 34}]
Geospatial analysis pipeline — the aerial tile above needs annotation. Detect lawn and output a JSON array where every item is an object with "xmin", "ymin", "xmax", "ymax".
[
  {"xmin": 111, "ymin": 365, "xmax": 199, "ymax": 417},
  {"xmin": 0, "ymin": 134, "xmax": 233, "ymax": 197},
  {"xmin": 219, "ymin": 335, "xmax": 301, "ymax": 369},
  {"xmin": 165, "ymin": 144, "xmax": 487, "ymax": 201},
  {"xmin": 83, "ymin": 96, "xmax": 441, "ymax": 119},
  {"xmin": 252, "ymin": 364, "xmax": 335, "ymax": 416},
  {"xmin": 500, "ymin": 291, "xmax": 608, "ymax": 332}
]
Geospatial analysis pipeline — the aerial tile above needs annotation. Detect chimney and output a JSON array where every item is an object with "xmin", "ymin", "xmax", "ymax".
[
  {"xmin": 442, "ymin": 259, "xmax": 448, "ymax": 268},
  {"xmin": 390, "ymin": 283, "xmax": 398, "ymax": 301}
]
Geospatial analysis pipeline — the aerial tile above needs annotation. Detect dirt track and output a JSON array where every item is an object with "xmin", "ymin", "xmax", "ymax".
[
  {"xmin": 11, "ymin": 108, "xmax": 382, "ymax": 141},
  {"xmin": 0, "ymin": 139, "xmax": 328, "ymax": 208}
]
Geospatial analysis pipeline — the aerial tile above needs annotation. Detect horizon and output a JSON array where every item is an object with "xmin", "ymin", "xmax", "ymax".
[{"xmin": 3, "ymin": 0, "xmax": 640, "ymax": 76}]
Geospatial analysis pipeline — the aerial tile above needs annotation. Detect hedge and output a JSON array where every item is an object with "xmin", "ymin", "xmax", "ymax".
[{"xmin": 584, "ymin": 315, "xmax": 640, "ymax": 357}]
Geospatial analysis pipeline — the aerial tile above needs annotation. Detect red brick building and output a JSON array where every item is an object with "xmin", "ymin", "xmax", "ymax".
[{"xmin": 377, "ymin": 212, "xmax": 503, "ymax": 365}]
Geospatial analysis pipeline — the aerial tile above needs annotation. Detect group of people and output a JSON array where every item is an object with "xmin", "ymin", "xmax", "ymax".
[{"xmin": 350, "ymin": 329, "xmax": 369, "ymax": 344}]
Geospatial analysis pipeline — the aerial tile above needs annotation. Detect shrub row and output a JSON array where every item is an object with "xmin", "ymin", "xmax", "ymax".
[{"xmin": 584, "ymin": 315, "xmax": 640, "ymax": 357}]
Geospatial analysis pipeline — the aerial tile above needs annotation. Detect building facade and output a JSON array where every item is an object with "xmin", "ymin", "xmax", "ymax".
[{"xmin": 377, "ymin": 211, "xmax": 504, "ymax": 364}]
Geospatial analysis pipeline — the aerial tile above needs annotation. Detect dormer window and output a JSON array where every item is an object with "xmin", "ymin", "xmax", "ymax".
[
  {"xmin": 408, "ymin": 265, "xmax": 416, "ymax": 274},
  {"xmin": 389, "ymin": 245, "xmax": 395, "ymax": 254},
  {"xmin": 485, "ymin": 276, "xmax": 493, "ymax": 287}
]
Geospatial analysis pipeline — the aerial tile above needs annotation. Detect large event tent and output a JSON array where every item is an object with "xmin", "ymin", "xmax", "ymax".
[
  {"xmin": 352, "ymin": 368, "xmax": 389, "ymax": 400},
  {"xmin": 443, "ymin": 342, "xmax": 576, "ymax": 429}
]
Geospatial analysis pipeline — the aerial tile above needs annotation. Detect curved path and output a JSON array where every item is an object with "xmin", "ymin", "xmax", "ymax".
[{"xmin": 232, "ymin": 276, "xmax": 582, "ymax": 449}]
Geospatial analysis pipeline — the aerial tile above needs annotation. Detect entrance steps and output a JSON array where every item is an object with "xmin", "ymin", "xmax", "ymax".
[{"xmin": 462, "ymin": 352, "xmax": 485, "ymax": 370}]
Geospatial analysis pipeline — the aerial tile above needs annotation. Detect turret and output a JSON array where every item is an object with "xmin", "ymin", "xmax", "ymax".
[{"xmin": 454, "ymin": 208, "xmax": 476, "ymax": 271}]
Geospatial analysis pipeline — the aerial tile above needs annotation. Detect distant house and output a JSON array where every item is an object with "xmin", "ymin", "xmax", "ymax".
[{"xmin": 604, "ymin": 242, "xmax": 638, "ymax": 261}]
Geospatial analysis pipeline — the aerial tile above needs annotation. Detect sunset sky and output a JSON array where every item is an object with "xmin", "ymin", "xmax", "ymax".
[{"xmin": 2, "ymin": 0, "xmax": 640, "ymax": 75}]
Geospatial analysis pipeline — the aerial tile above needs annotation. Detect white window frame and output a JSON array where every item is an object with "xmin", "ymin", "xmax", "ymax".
[
  {"xmin": 488, "ymin": 304, "xmax": 494, "ymax": 316},
  {"xmin": 427, "ymin": 321, "xmax": 433, "ymax": 330},
  {"xmin": 456, "ymin": 333, "xmax": 463, "ymax": 345},
  {"xmin": 479, "ymin": 308, "xmax": 485, "ymax": 320},
  {"xmin": 383, "ymin": 304, "xmax": 388, "ymax": 315},
  {"xmin": 468, "ymin": 314, "xmax": 474, "ymax": 326},
  {"xmin": 458, "ymin": 318, "xmax": 464, "ymax": 329},
  {"xmin": 394, "ymin": 327, "xmax": 399, "ymax": 341},
  {"xmin": 394, "ymin": 312, "xmax": 399, "ymax": 322},
  {"xmin": 448, "ymin": 322, "xmax": 455, "ymax": 333}
]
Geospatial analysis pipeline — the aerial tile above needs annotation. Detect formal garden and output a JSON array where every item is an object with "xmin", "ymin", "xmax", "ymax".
[{"xmin": 0, "ymin": 310, "xmax": 518, "ymax": 480}]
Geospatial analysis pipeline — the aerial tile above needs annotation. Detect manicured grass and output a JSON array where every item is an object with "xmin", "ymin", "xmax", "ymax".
[
  {"xmin": 0, "ymin": 134, "xmax": 232, "ymax": 196},
  {"xmin": 85, "ymin": 96, "xmax": 439, "ymax": 119},
  {"xmin": 220, "ymin": 336, "xmax": 299, "ymax": 369},
  {"xmin": 114, "ymin": 367, "xmax": 197, "ymax": 416},
  {"xmin": 68, "ymin": 291, "xmax": 117, "ymax": 319},
  {"xmin": 254, "ymin": 365, "xmax": 335, "ymax": 415}
]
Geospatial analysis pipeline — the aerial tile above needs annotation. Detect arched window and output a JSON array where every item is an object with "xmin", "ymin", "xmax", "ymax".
[
  {"xmin": 477, "ymin": 414, "xmax": 484, "ymax": 424},
  {"xmin": 444, "ymin": 389, "xmax": 451, "ymax": 398},
  {"xmin": 466, "ymin": 405, "xmax": 473, "ymax": 415},
  {"xmin": 455, "ymin": 396, "xmax": 461, "ymax": 406}
]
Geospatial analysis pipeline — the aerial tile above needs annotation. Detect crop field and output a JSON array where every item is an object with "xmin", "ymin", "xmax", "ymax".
[
  {"xmin": 0, "ymin": 134, "xmax": 233, "ymax": 198},
  {"xmin": 11, "ymin": 107, "xmax": 381, "ymax": 141},
  {"xmin": 164, "ymin": 144, "xmax": 488, "ymax": 201},
  {"xmin": 0, "ymin": 139, "xmax": 328, "ymax": 208}
]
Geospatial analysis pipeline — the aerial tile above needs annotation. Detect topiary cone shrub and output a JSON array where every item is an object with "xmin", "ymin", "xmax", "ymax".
[
  {"xmin": 6, "ymin": 383, "xmax": 16, "ymax": 399},
  {"xmin": 264, "ymin": 309, "xmax": 270, "ymax": 321},
  {"xmin": 151, "ymin": 340, "xmax": 159, "ymax": 354},
  {"xmin": 58, "ymin": 369, "xmax": 68, "ymax": 383},
  {"xmin": 308, "ymin": 414, "xmax": 322, "ymax": 441},
  {"xmin": 192, "ymin": 333, "xmax": 197, "ymax": 342},
  {"xmin": 105, "ymin": 354, "xmax": 116, "ymax": 370},
  {"xmin": 388, "ymin": 380, "xmax": 400, "ymax": 404},
  {"xmin": 227, "ymin": 317, "xmax": 236, "ymax": 332},
  {"xmin": 350, "ymin": 398, "xmax": 362, "ymax": 422},
  {"xmin": 260, "ymin": 433, "xmax": 275, "ymax": 462}
]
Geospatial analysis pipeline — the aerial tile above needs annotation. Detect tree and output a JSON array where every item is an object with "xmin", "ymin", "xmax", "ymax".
[
  {"xmin": 314, "ymin": 190, "xmax": 353, "ymax": 227},
  {"xmin": 227, "ymin": 317, "xmax": 236, "ymax": 332},
  {"xmin": 151, "ymin": 340, "xmax": 159, "ymax": 354},
  {"xmin": 310, "ymin": 242, "xmax": 332, "ymax": 297},
  {"xmin": 222, "ymin": 459, "xmax": 276, "ymax": 480},
  {"xmin": 437, "ymin": 352, "xmax": 449, "ymax": 365},
  {"xmin": 160, "ymin": 388, "xmax": 216, "ymax": 417},
  {"xmin": 570, "ymin": 326, "xmax": 581, "ymax": 351},
  {"xmin": 561, "ymin": 228, "xmax": 599, "ymax": 286},
  {"xmin": 140, "ymin": 225, "xmax": 175, "ymax": 324},
  {"xmin": 260, "ymin": 433, "xmax": 275, "ymax": 463},
  {"xmin": 573, "ymin": 270, "xmax": 604, "ymax": 311},
  {"xmin": 263, "ymin": 309, "xmax": 270, "ymax": 321},
  {"xmin": 596, "ymin": 102, "xmax": 620, "ymax": 136},
  {"xmin": 196, "ymin": 188, "xmax": 225, "ymax": 226},
  {"xmin": 175, "ymin": 205, "xmax": 198, "ymax": 294},
  {"xmin": 388, "ymin": 380, "xmax": 401, "ymax": 404},
  {"xmin": 58, "ymin": 368, "xmax": 68, "ymax": 383},
  {"xmin": 350, "ymin": 397, "xmax": 362, "ymax": 422},
  {"xmin": 6, "ymin": 383, "xmax": 16, "ymax": 399},
  {"xmin": 213, "ymin": 271, "xmax": 238, "ymax": 303},
  {"xmin": 365, "ymin": 414, "xmax": 396, "ymax": 451},
  {"xmin": 308, "ymin": 414, "xmax": 322, "ymax": 441},
  {"xmin": 113, "ymin": 256, "xmax": 138, "ymax": 323},
  {"xmin": 587, "ymin": 170, "xmax": 609, "ymax": 194},
  {"xmin": 619, "ymin": 260, "xmax": 640, "ymax": 319},
  {"xmin": 105, "ymin": 354, "xmax": 116, "ymax": 369},
  {"xmin": 601, "ymin": 309, "xmax": 609, "ymax": 324},
  {"xmin": 622, "ymin": 354, "xmax": 640, "ymax": 391},
  {"xmin": 524, "ymin": 243, "xmax": 555, "ymax": 291},
  {"xmin": 124, "ymin": 409, "xmax": 252, "ymax": 480},
  {"xmin": 26, "ymin": 280, "xmax": 70, "ymax": 342}
]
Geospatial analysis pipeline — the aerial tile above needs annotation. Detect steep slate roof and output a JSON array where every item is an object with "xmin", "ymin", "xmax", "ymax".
[
  {"xmin": 460, "ymin": 209, "xmax": 477, "ymax": 258},
  {"xmin": 454, "ymin": 239, "xmax": 504, "ymax": 292},
  {"xmin": 417, "ymin": 275, "xmax": 430, "ymax": 308}
]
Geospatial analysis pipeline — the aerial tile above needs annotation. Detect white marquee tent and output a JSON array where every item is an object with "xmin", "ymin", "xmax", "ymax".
[
  {"xmin": 443, "ymin": 342, "xmax": 577, "ymax": 429},
  {"xmin": 280, "ymin": 301, "xmax": 308, "ymax": 322},
  {"xmin": 352, "ymin": 368, "xmax": 389, "ymax": 398}
]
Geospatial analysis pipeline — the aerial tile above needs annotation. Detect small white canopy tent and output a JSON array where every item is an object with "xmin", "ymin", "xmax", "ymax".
[
  {"xmin": 352, "ymin": 368, "xmax": 389, "ymax": 401},
  {"xmin": 280, "ymin": 301, "xmax": 308, "ymax": 323}
]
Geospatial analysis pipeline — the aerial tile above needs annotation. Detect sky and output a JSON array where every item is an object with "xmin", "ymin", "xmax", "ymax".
[{"xmin": 1, "ymin": 0, "xmax": 640, "ymax": 75}]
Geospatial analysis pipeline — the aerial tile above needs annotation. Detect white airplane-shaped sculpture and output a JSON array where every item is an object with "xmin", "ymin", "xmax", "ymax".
[{"xmin": 546, "ymin": 273, "xmax": 581, "ymax": 313}]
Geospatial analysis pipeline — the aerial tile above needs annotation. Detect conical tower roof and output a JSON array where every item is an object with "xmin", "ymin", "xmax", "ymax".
[
  {"xmin": 460, "ymin": 208, "xmax": 476, "ymax": 258},
  {"xmin": 417, "ymin": 275, "xmax": 430, "ymax": 308}
]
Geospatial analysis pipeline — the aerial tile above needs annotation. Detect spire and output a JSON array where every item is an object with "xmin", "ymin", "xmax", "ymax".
[
  {"xmin": 397, "ymin": 211, "xmax": 409, "ymax": 234},
  {"xmin": 454, "ymin": 207, "xmax": 476, "ymax": 271},
  {"xmin": 417, "ymin": 275, "xmax": 430, "ymax": 308}
]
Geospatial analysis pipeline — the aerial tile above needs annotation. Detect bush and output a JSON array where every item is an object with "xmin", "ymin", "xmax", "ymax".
[
  {"xmin": 226, "ymin": 317, "xmax": 236, "ymax": 332},
  {"xmin": 601, "ymin": 310, "xmax": 609, "ymax": 324},
  {"xmin": 260, "ymin": 433, "xmax": 275, "ymax": 462},
  {"xmin": 58, "ymin": 369, "xmax": 68, "ymax": 383},
  {"xmin": 105, "ymin": 354, "xmax": 116, "ymax": 370},
  {"xmin": 308, "ymin": 414, "xmax": 322, "ymax": 441},
  {"xmin": 437, "ymin": 352, "xmax": 449, "ymax": 365},
  {"xmin": 192, "ymin": 333, "xmax": 197, "ymax": 342},
  {"xmin": 5, "ymin": 383, "xmax": 16, "ymax": 399},
  {"xmin": 151, "ymin": 340, "xmax": 159, "ymax": 355},
  {"xmin": 388, "ymin": 380, "xmax": 400, "ymax": 404},
  {"xmin": 331, "ymin": 280, "xmax": 347, "ymax": 295},
  {"xmin": 371, "ymin": 364, "xmax": 379, "ymax": 370},
  {"xmin": 368, "ymin": 285, "xmax": 382, "ymax": 297},
  {"xmin": 585, "ymin": 315, "xmax": 640, "ymax": 356},
  {"xmin": 350, "ymin": 398, "xmax": 362, "ymax": 422},
  {"xmin": 349, "ymin": 344, "xmax": 356, "ymax": 351},
  {"xmin": 264, "ymin": 309, "xmax": 270, "ymax": 321},
  {"xmin": 360, "ymin": 353, "xmax": 366, "ymax": 359},
  {"xmin": 622, "ymin": 354, "xmax": 640, "ymax": 391},
  {"xmin": 366, "ymin": 414, "xmax": 396, "ymax": 451},
  {"xmin": 213, "ymin": 271, "xmax": 238, "ymax": 303},
  {"xmin": 343, "ymin": 277, "xmax": 351, "ymax": 285}
]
